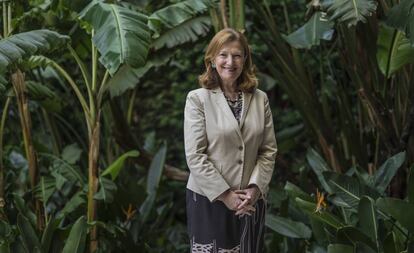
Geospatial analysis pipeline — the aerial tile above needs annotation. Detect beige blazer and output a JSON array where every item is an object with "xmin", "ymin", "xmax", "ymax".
[{"xmin": 184, "ymin": 87, "xmax": 277, "ymax": 202}]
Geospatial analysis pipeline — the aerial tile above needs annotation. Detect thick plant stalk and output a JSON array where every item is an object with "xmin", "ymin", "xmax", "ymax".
[
  {"xmin": 229, "ymin": 0, "xmax": 244, "ymax": 31},
  {"xmin": 11, "ymin": 69, "xmax": 44, "ymax": 230},
  {"xmin": 87, "ymin": 113, "xmax": 100, "ymax": 253},
  {"xmin": 0, "ymin": 97, "xmax": 11, "ymax": 209},
  {"xmin": 220, "ymin": 0, "xmax": 228, "ymax": 28}
]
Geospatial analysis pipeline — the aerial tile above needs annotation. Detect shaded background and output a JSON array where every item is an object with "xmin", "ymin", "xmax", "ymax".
[{"xmin": 0, "ymin": 0, "xmax": 413, "ymax": 252}]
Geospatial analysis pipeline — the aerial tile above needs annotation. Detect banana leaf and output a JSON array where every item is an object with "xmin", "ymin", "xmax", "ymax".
[
  {"xmin": 377, "ymin": 25, "xmax": 414, "ymax": 78},
  {"xmin": 0, "ymin": 30, "xmax": 69, "ymax": 73},
  {"xmin": 79, "ymin": 1, "xmax": 151, "ymax": 75}
]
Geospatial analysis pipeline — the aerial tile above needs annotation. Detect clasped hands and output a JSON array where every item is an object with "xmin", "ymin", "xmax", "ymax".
[{"xmin": 217, "ymin": 186, "xmax": 260, "ymax": 217}]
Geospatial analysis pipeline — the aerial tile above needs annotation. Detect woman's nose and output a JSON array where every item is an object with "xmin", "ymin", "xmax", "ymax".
[{"xmin": 226, "ymin": 55, "xmax": 234, "ymax": 64}]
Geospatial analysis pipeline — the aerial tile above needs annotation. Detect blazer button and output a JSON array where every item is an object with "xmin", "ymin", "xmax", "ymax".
[
  {"xmin": 238, "ymin": 146, "xmax": 243, "ymax": 151},
  {"xmin": 238, "ymin": 160, "xmax": 243, "ymax": 164}
]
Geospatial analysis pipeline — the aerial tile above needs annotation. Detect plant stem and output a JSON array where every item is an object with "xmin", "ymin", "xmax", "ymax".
[
  {"xmin": 91, "ymin": 30, "xmax": 98, "ymax": 93},
  {"xmin": 127, "ymin": 89, "xmax": 137, "ymax": 125},
  {"xmin": 87, "ymin": 113, "xmax": 100, "ymax": 253},
  {"xmin": 97, "ymin": 70, "xmax": 109, "ymax": 107},
  {"xmin": 49, "ymin": 59, "xmax": 92, "ymax": 130},
  {"xmin": 220, "ymin": 0, "xmax": 228, "ymax": 28},
  {"xmin": 2, "ymin": 1, "xmax": 7, "ymax": 37},
  {"xmin": 11, "ymin": 69, "xmax": 44, "ymax": 230},
  {"xmin": 0, "ymin": 96, "xmax": 11, "ymax": 207},
  {"xmin": 68, "ymin": 45, "xmax": 92, "ymax": 99},
  {"xmin": 7, "ymin": 1, "xmax": 11, "ymax": 35}
]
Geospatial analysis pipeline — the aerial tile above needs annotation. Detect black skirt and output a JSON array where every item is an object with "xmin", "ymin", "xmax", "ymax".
[{"xmin": 186, "ymin": 189, "xmax": 266, "ymax": 253}]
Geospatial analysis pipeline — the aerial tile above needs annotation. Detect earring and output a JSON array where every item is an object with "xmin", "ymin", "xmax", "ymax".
[{"xmin": 211, "ymin": 62, "xmax": 216, "ymax": 68}]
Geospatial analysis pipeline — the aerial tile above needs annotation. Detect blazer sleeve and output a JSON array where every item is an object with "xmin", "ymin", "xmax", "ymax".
[
  {"xmin": 248, "ymin": 93, "xmax": 278, "ymax": 198},
  {"xmin": 184, "ymin": 91, "xmax": 231, "ymax": 202}
]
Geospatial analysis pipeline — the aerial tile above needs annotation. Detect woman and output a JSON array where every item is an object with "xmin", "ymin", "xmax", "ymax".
[{"xmin": 184, "ymin": 28, "xmax": 277, "ymax": 253}]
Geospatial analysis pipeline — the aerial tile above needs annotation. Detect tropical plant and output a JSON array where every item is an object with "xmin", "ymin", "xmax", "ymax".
[
  {"xmin": 1, "ymin": 0, "xmax": 218, "ymax": 251},
  {"xmin": 249, "ymin": 0, "xmax": 414, "ymax": 196},
  {"xmin": 264, "ymin": 149, "xmax": 413, "ymax": 252}
]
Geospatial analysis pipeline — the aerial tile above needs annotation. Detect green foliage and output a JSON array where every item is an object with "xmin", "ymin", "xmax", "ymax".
[
  {"xmin": 101, "ymin": 150, "xmax": 139, "ymax": 180},
  {"xmin": 377, "ymin": 24, "xmax": 414, "ymax": 78},
  {"xmin": 17, "ymin": 214, "xmax": 41, "ymax": 253},
  {"xmin": 2, "ymin": 0, "xmax": 414, "ymax": 252},
  {"xmin": 265, "ymin": 214, "xmax": 312, "ymax": 239},
  {"xmin": 284, "ymin": 12, "xmax": 333, "ymax": 49},
  {"xmin": 0, "ymin": 30, "xmax": 69, "ymax": 73},
  {"xmin": 79, "ymin": 1, "xmax": 152, "ymax": 75},
  {"xmin": 324, "ymin": 0, "xmax": 377, "ymax": 27},
  {"xmin": 386, "ymin": 0, "xmax": 414, "ymax": 45},
  {"xmin": 61, "ymin": 216, "xmax": 87, "ymax": 253}
]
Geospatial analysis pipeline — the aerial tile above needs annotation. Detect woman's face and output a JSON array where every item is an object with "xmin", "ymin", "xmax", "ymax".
[{"xmin": 213, "ymin": 40, "xmax": 245, "ymax": 86}]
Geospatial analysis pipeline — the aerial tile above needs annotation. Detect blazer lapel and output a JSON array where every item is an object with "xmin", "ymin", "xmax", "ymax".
[
  {"xmin": 240, "ymin": 91, "xmax": 253, "ymax": 129},
  {"xmin": 211, "ymin": 87, "xmax": 242, "ymax": 139}
]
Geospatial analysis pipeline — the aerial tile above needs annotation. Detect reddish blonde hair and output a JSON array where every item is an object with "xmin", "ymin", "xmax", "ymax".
[{"xmin": 198, "ymin": 28, "xmax": 258, "ymax": 93}]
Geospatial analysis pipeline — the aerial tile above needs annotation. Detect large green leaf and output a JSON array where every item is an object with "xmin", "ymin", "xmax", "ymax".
[
  {"xmin": 146, "ymin": 144, "xmax": 167, "ymax": 195},
  {"xmin": 61, "ymin": 216, "xmax": 87, "ymax": 253},
  {"xmin": 0, "ymin": 30, "xmax": 69, "ymax": 73},
  {"xmin": 326, "ymin": 172, "xmax": 360, "ymax": 208},
  {"xmin": 41, "ymin": 216, "xmax": 63, "ymax": 253},
  {"xmin": 101, "ymin": 150, "xmax": 139, "ymax": 180},
  {"xmin": 373, "ymin": 151, "xmax": 406, "ymax": 193},
  {"xmin": 94, "ymin": 176, "xmax": 117, "ymax": 203},
  {"xmin": 151, "ymin": 16, "xmax": 211, "ymax": 50},
  {"xmin": 61, "ymin": 143, "xmax": 83, "ymax": 165},
  {"xmin": 139, "ymin": 144, "xmax": 167, "ymax": 222},
  {"xmin": 295, "ymin": 197, "xmax": 344, "ymax": 229},
  {"xmin": 284, "ymin": 12, "xmax": 334, "ymax": 49},
  {"xmin": 284, "ymin": 181, "xmax": 314, "ymax": 202},
  {"xmin": 79, "ymin": 1, "xmax": 151, "ymax": 75},
  {"xmin": 310, "ymin": 217, "xmax": 329, "ymax": 246},
  {"xmin": 265, "ymin": 214, "xmax": 312, "ymax": 239},
  {"xmin": 39, "ymin": 153, "xmax": 86, "ymax": 186},
  {"xmin": 386, "ymin": 0, "xmax": 414, "ymax": 45},
  {"xmin": 358, "ymin": 196, "xmax": 378, "ymax": 245},
  {"xmin": 13, "ymin": 194, "xmax": 37, "ymax": 229},
  {"xmin": 377, "ymin": 24, "xmax": 414, "ymax": 78},
  {"xmin": 306, "ymin": 148, "xmax": 333, "ymax": 193},
  {"xmin": 337, "ymin": 226, "xmax": 377, "ymax": 250},
  {"xmin": 25, "ymin": 81, "xmax": 56, "ymax": 100},
  {"xmin": 324, "ymin": 0, "xmax": 377, "ymax": 27},
  {"xmin": 59, "ymin": 191, "xmax": 86, "ymax": 217},
  {"xmin": 148, "ymin": 0, "xmax": 214, "ymax": 35},
  {"xmin": 107, "ymin": 51, "xmax": 173, "ymax": 98},
  {"xmin": 33, "ymin": 176, "xmax": 55, "ymax": 203},
  {"xmin": 376, "ymin": 197, "xmax": 414, "ymax": 233},
  {"xmin": 324, "ymin": 172, "xmax": 379, "ymax": 209},
  {"xmin": 17, "ymin": 214, "xmax": 41, "ymax": 253}
]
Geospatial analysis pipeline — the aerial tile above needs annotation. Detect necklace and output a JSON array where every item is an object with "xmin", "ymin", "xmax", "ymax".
[{"xmin": 224, "ymin": 90, "xmax": 242, "ymax": 102}]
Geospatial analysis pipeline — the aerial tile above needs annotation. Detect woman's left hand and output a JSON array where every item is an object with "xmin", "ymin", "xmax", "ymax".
[{"xmin": 235, "ymin": 185, "xmax": 260, "ymax": 211}]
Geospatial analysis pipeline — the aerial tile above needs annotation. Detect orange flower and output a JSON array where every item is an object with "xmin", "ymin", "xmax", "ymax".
[
  {"xmin": 122, "ymin": 204, "xmax": 137, "ymax": 221},
  {"xmin": 314, "ymin": 188, "xmax": 327, "ymax": 213}
]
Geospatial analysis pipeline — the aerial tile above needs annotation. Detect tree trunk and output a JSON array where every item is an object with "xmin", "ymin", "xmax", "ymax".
[
  {"xmin": 0, "ymin": 97, "xmax": 11, "ymax": 216},
  {"xmin": 87, "ymin": 113, "xmax": 100, "ymax": 253},
  {"xmin": 11, "ymin": 69, "xmax": 44, "ymax": 230}
]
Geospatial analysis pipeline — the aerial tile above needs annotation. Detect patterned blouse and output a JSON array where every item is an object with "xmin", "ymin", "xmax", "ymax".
[{"xmin": 224, "ymin": 91, "xmax": 243, "ymax": 124}]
